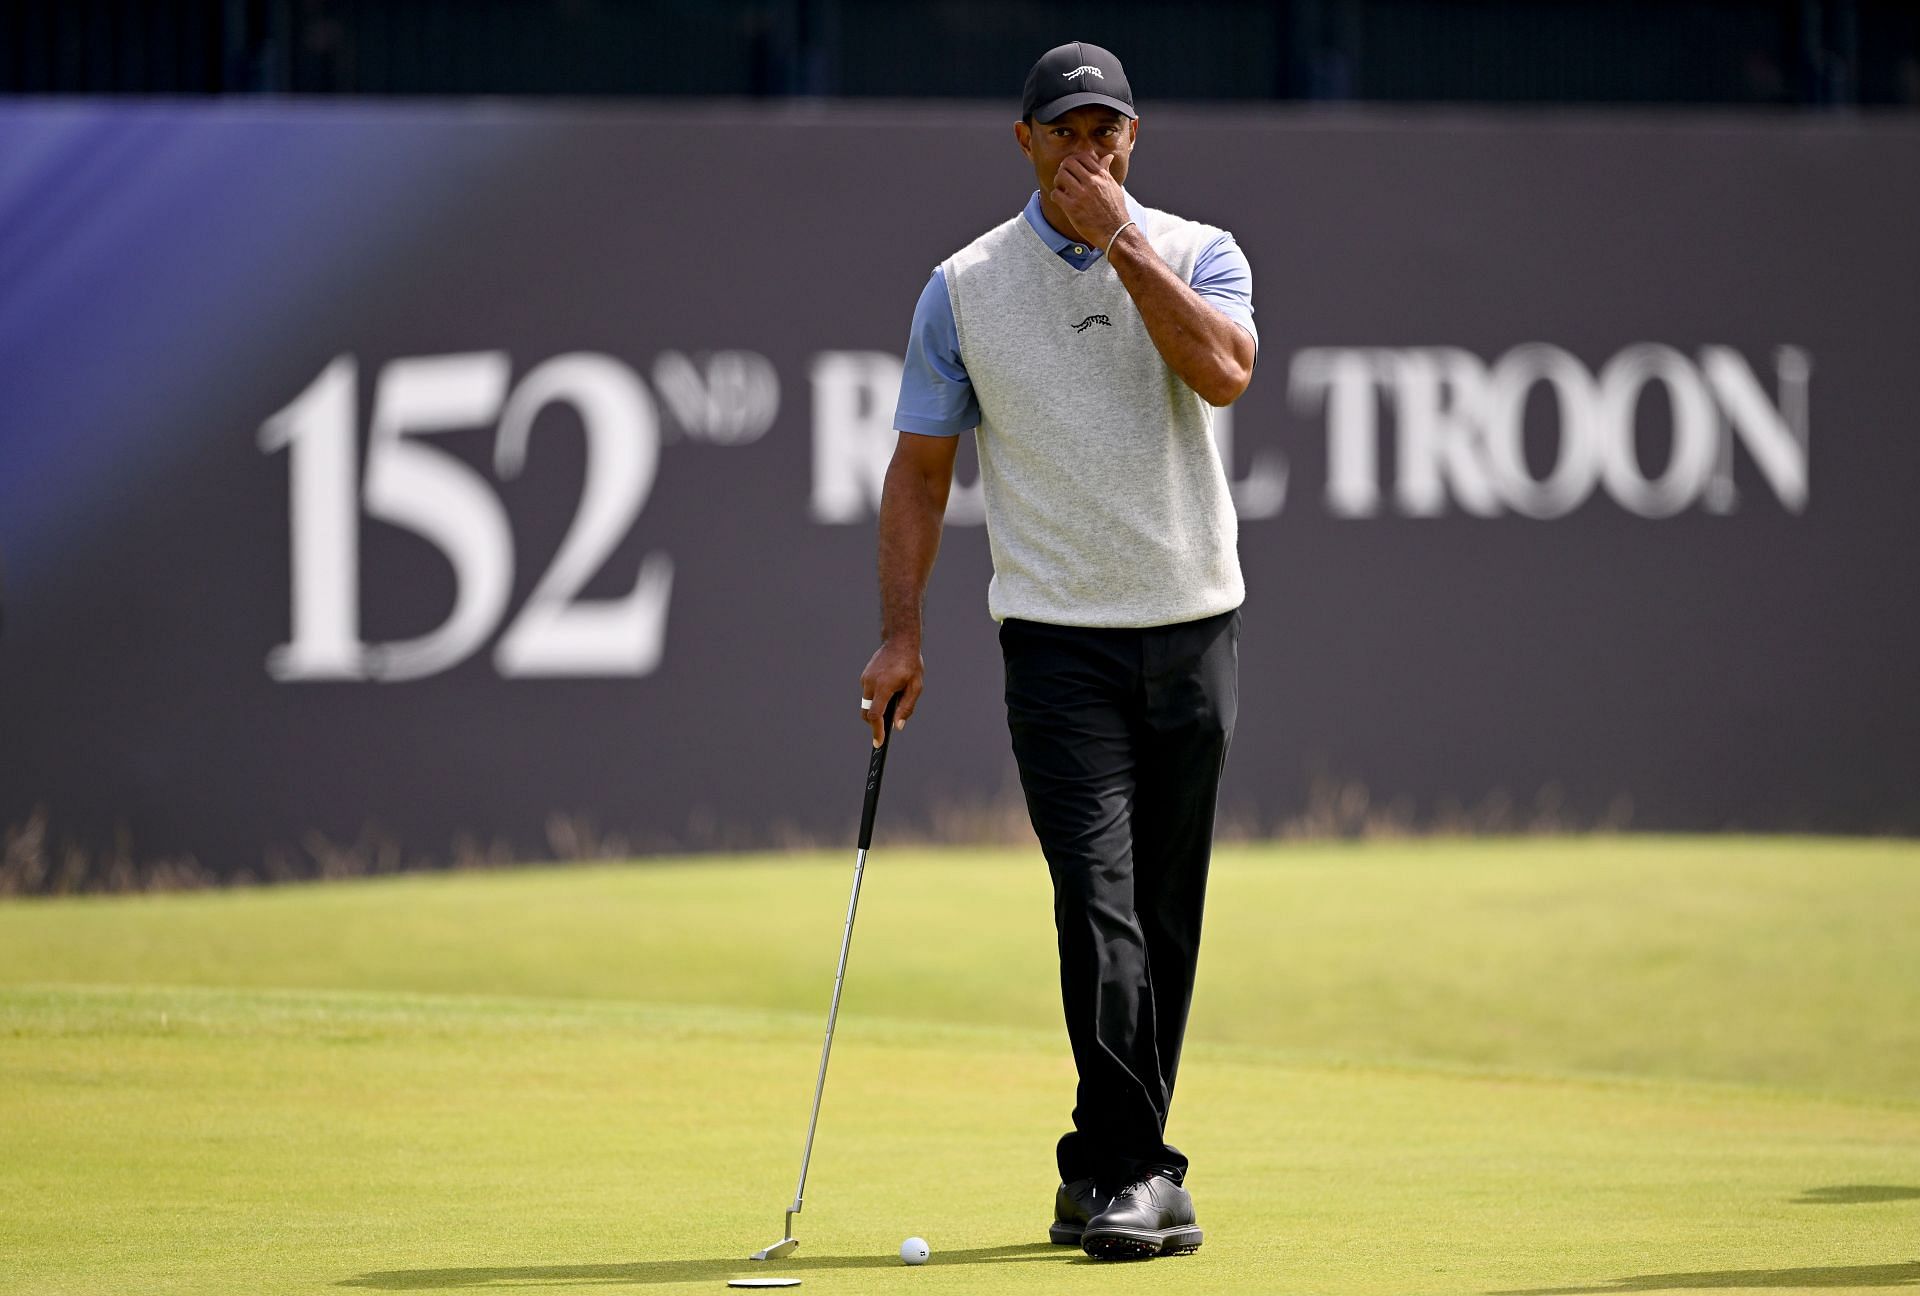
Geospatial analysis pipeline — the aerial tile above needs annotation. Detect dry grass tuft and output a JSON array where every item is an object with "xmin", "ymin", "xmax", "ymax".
[{"xmin": 0, "ymin": 775, "xmax": 1638, "ymax": 897}]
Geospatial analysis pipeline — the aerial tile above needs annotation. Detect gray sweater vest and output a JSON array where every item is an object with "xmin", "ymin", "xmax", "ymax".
[{"xmin": 943, "ymin": 205, "xmax": 1245, "ymax": 628}]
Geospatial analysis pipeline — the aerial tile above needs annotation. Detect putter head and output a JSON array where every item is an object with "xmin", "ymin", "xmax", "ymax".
[{"xmin": 749, "ymin": 1238, "xmax": 798, "ymax": 1262}]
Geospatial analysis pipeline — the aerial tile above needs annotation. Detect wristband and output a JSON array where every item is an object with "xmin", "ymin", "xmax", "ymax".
[{"xmin": 1104, "ymin": 218, "xmax": 1138, "ymax": 255}]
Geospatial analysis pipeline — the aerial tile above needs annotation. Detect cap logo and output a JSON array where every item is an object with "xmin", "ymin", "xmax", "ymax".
[{"xmin": 1062, "ymin": 65, "xmax": 1104, "ymax": 81}]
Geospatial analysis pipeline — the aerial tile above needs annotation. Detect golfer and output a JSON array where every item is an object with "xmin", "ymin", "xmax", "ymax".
[{"xmin": 856, "ymin": 40, "xmax": 1255, "ymax": 1261}]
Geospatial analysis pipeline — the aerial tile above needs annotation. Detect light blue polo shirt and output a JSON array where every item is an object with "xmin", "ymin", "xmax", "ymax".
[{"xmin": 894, "ymin": 191, "xmax": 1257, "ymax": 437}]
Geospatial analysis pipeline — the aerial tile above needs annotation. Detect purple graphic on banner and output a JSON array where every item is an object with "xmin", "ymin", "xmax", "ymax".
[{"xmin": 0, "ymin": 104, "xmax": 541, "ymax": 599}]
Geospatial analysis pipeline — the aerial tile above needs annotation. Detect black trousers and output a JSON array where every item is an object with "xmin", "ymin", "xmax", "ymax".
[{"xmin": 999, "ymin": 608, "xmax": 1239, "ymax": 1188}]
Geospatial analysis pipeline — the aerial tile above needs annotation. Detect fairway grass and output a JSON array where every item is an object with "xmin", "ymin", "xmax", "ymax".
[{"xmin": 3, "ymin": 838, "xmax": 1918, "ymax": 1294}]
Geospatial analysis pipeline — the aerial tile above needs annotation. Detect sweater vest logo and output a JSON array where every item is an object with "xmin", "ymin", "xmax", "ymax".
[{"xmin": 1071, "ymin": 314, "xmax": 1112, "ymax": 333}]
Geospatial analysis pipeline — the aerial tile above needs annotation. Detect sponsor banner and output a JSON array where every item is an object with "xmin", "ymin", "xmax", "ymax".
[{"xmin": 2, "ymin": 102, "xmax": 1917, "ymax": 871}]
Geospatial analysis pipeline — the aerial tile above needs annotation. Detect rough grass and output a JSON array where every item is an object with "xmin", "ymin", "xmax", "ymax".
[{"xmin": 2, "ymin": 838, "xmax": 1918, "ymax": 1295}]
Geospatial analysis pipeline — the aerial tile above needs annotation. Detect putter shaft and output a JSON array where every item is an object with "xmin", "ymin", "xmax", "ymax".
[
  {"xmin": 753, "ymin": 694, "xmax": 900, "ymax": 1260},
  {"xmin": 788, "ymin": 845, "xmax": 867, "ymax": 1216}
]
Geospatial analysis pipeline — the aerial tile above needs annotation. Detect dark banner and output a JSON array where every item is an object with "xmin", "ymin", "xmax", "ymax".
[{"xmin": 3, "ymin": 102, "xmax": 1917, "ymax": 872}]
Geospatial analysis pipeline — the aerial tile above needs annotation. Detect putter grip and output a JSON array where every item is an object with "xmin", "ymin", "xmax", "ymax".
[{"xmin": 857, "ymin": 692, "xmax": 902, "ymax": 850}]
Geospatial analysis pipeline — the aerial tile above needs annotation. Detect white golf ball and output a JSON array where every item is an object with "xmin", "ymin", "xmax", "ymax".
[{"xmin": 899, "ymin": 1236, "xmax": 930, "ymax": 1265}]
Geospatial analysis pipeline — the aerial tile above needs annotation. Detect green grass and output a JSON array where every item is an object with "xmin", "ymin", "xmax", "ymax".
[{"xmin": 2, "ymin": 838, "xmax": 1918, "ymax": 1294}]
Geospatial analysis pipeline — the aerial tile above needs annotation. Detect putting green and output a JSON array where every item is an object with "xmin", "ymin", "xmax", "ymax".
[{"xmin": 2, "ymin": 838, "xmax": 1917, "ymax": 1294}]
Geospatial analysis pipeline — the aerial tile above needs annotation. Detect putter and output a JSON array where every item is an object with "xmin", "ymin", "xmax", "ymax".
[{"xmin": 749, "ymin": 692, "xmax": 904, "ymax": 1262}]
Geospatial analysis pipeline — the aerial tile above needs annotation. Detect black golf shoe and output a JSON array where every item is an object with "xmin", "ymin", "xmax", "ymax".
[
  {"xmin": 1047, "ymin": 1176, "xmax": 1113, "ymax": 1245},
  {"xmin": 1080, "ymin": 1174, "xmax": 1203, "ymax": 1260}
]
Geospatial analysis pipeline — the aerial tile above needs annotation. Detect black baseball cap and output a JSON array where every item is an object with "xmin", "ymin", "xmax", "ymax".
[{"xmin": 1021, "ymin": 41, "xmax": 1136, "ymax": 123}]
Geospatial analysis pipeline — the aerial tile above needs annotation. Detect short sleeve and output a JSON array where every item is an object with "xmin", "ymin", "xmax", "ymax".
[
  {"xmin": 893, "ymin": 267, "xmax": 980, "ymax": 437},
  {"xmin": 1190, "ymin": 232, "xmax": 1257, "ymax": 349}
]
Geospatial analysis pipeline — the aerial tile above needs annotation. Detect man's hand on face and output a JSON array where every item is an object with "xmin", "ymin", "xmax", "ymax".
[{"xmin": 1051, "ymin": 152, "xmax": 1131, "ymax": 250}]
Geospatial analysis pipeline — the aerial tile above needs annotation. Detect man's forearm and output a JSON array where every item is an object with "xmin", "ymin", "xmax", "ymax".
[
  {"xmin": 859, "ymin": 435, "xmax": 955, "ymax": 743},
  {"xmin": 876, "ymin": 453, "xmax": 951, "ymax": 643},
  {"xmin": 1106, "ymin": 227, "xmax": 1254, "ymax": 407}
]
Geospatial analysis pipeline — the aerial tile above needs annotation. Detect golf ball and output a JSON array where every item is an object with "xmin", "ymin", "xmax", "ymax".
[{"xmin": 899, "ymin": 1236, "xmax": 930, "ymax": 1265}]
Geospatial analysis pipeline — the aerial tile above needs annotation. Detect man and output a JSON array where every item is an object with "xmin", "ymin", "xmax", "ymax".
[{"xmin": 856, "ymin": 40, "xmax": 1256, "ymax": 1262}]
